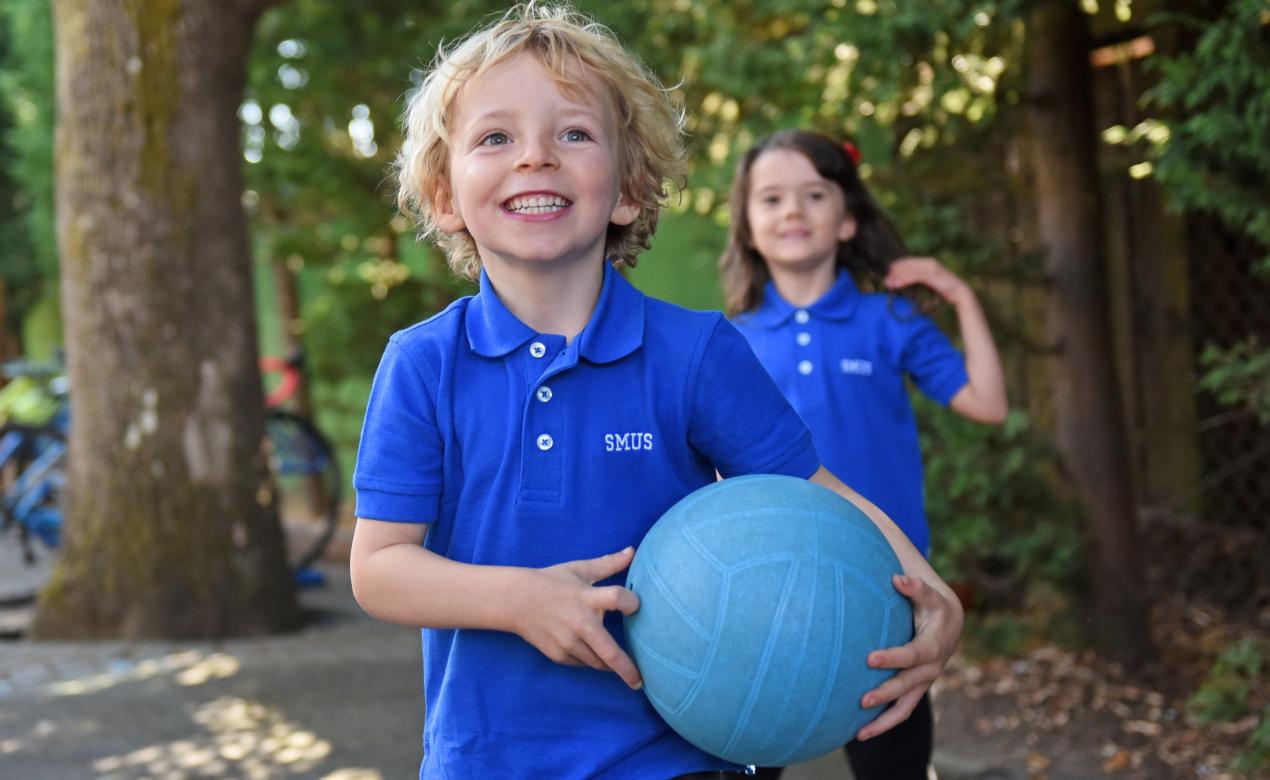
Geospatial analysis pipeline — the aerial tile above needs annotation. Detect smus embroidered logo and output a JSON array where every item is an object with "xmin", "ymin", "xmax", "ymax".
[
  {"xmin": 605, "ymin": 432, "xmax": 654, "ymax": 452},
  {"xmin": 840, "ymin": 358, "xmax": 873, "ymax": 376}
]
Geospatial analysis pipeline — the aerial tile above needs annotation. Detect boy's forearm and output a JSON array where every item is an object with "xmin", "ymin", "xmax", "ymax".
[
  {"xmin": 350, "ymin": 530, "xmax": 529, "ymax": 631},
  {"xmin": 808, "ymin": 467, "xmax": 960, "ymax": 609}
]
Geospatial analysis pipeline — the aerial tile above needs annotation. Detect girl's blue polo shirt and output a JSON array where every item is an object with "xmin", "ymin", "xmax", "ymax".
[
  {"xmin": 354, "ymin": 263, "xmax": 820, "ymax": 779},
  {"xmin": 732, "ymin": 272, "xmax": 968, "ymax": 557}
]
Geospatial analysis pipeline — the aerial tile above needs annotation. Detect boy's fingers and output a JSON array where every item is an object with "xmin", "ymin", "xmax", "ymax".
[
  {"xmin": 563, "ymin": 645, "xmax": 604, "ymax": 671},
  {"xmin": 571, "ymin": 547, "xmax": 636, "ymax": 583},
  {"xmin": 593, "ymin": 584, "xmax": 640, "ymax": 615},
  {"xmin": 586, "ymin": 631, "xmax": 643, "ymax": 690},
  {"xmin": 893, "ymin": 573, "xmax": 939, "ymax": 606},
  {"xmin": 859, "ymin": 662, "xmax": 937, "ymax": 710},
  {"xmin": 868, "ymin": 631, "xmax": 942, "ymax": 670},
  {"xmin": 856, "ymin": 688, "xmax": 923, "ymax": 741}
]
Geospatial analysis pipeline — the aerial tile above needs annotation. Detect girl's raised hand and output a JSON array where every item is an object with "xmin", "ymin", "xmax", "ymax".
[
  {"xmin": 884, "ymin": 257, "xmax": 970, "ymax": 306},
  {"xmin": 511, "ymin": 547, "xmax": 644, "ymax": 690}
]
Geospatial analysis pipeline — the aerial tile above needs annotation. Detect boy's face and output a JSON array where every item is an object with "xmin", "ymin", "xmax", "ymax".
[
  {"xmin": 436, "ymin": 54, "xmax": 639, "ymax": 272},
  {"xmin": 745, "ymin": 148, "xmax": 856, "ymax": 275}
]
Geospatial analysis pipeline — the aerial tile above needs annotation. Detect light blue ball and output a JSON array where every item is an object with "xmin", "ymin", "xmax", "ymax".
[{"xmin": 624, "ymin": 474, "xmax": 914, "ymax": 766}]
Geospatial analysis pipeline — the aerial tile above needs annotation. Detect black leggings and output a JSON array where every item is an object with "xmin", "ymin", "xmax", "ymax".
[{"xmin": 750, "ymin": 693, "xmax": 933, "ymax": 780}]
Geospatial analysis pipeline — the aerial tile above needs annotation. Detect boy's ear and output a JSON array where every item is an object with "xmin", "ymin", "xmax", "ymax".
[
  {"xmin": 433, "ymin": 182, "xmax": 466, "ymax": 234},
  {"xmin": 610, "ymin": 190, "xmax": 640, "ymax": 227},
  {"xmin": 838, "ymin": 213, "xmax": 858, "ymax": 243}
]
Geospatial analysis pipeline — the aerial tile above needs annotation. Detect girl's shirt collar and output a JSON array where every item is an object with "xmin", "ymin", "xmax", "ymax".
[{"xmin": 751, "ymin": 270, "xmax": 862, "ymax": 328}]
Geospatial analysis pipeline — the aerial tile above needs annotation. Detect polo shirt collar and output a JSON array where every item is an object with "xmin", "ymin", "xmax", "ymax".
[
  {"xmin": 752, "ymin": 269, "xmax": 862, "ymax": 328},
  {"xmin": 577, "ymin": 263, "xmax": 645, "ymax": 364},
  {"xmin": 465, "ymin": 263, "xmax": 644, "ymax": 363}
]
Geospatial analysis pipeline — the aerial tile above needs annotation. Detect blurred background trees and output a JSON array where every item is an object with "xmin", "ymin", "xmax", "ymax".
[{"xmin": 0, "ymin": 0, "xmax": 1266, "ymax": 757}]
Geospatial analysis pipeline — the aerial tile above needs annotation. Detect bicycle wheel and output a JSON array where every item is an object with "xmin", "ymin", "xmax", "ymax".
[
  {"xmin": 263, "ymin": 410, "xmax": 342, "ymax": 574},
  {"xmin": 0, "ymin": 424, "xmax": 66, "ymax": 612}
]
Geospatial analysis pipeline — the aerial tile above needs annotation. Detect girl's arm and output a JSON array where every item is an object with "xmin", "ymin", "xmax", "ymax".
[
  {"xmin": 886, "ymin": 257, "xmax": 1008, "ymax": 425},
  {"xmin": 809, "ymin": 467, "xmax": 965, "ymax": 741},
  {"xmin": 349, "ymin": 518, "xmax": 644, "ymax": 689}
]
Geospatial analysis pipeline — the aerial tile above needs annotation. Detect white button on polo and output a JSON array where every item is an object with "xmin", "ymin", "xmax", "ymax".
[
  {"xmin": 536, "ymin": 434, "xmax": 554, "ymax": 451},
  {"xmin": 536, "ymin": 386, "xmax": 553, "ymax": 403},
  {"xmin": 529, "ymin": 341, "xmax": 547, "ymax": 358},
  {"xmin": 798, "ymin": 360, "xmax": 813, "ymax": 375},
  {"xmin": 794, "ymin": 310, "xmax": 810, "ymax": 324},
  {"xmin": 796, "ymin": 332, "xmax": 811, "ymax": 346}
]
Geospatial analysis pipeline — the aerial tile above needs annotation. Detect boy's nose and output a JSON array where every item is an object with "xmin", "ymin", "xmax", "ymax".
[{"xmin": 514, "ymin": 138, "xmax": 559, "ymax": 171}]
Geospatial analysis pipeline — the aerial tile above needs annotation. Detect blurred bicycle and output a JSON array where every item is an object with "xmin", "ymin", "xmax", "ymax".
[{"xmin": 0, "ymin": 350, "xmax": 341, "ymax": 609}]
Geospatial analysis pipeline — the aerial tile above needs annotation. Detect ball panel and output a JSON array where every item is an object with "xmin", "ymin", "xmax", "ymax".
[
  {"xmin": 729, "ymin": 560, "xmax": 845, "ymax": 765},
  {"xmin": 684, "ymin": 507, "xmax": 821, "ymax": 568},
  {"xmin": 625, "ymin": 540, "xmax": 719, "ymax": 713}
]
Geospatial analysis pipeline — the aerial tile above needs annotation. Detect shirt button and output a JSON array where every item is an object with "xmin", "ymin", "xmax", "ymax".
[
  {"xmin": 798, "ymin": 360, "xmax": 813, "ymax": 375},
  {"xmin": 796, "ymin": 332, "xmax": 811, "ymax": 346},
  {"xmin": 536, "ymin": 386, "xmax": 553, "ymax": 403},
  {"xmin": 536, "ymin": 434, "xmax": 554, "ymax": 451},
  {"xmin": 794, "ymin": 310, "xmax": 810, "ymax": 324},
  {"xmin": 529, "ymin": 341, "xmax": 547, "ymax": 358}
]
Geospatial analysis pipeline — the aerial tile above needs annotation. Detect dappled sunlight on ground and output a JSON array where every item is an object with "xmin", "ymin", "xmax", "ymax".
[
  {"xmin": 88, "ymin": 696, "xmax": 380, "ymax": 780},
  {"xmin": 44, "ymin": 650, "xmax": 240, "ymax": 698}
]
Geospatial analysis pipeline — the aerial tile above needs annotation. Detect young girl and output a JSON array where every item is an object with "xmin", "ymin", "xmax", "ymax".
[{"xmin": 722, "ymin": 130, "xmax": 1007, "ymax": 780}]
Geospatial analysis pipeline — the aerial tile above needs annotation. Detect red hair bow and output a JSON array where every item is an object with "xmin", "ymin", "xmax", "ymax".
[{"xmin": 842, "ymin": 140, "xmax": 862, "ymax": 165}]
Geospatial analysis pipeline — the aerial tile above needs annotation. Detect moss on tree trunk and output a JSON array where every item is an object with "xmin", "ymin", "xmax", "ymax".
[{"xmin": 37, "ymin": 0, "xmax": 301, "ymax": 639}]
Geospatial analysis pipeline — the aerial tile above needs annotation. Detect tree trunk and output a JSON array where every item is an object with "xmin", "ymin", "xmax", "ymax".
[
  {"xmin": 36, "ymin": 0, "xmax": 301, "ymax": 638},
  {"xmin": 1026, "ymin": 1, "xmax": 1152, "ymax": 662},
  {"xmin": 1089, "ymin": 14, "xmax": 1202, "ymax": 523}
]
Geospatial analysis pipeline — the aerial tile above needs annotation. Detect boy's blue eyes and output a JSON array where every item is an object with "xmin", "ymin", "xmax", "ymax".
[{"xmin": 477, "ymin": 129, "xmax": 594, "ymax": 146}]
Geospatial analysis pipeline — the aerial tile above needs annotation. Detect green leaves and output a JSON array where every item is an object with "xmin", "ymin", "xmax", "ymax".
[
  {"xmin": 1147, "ymin": 0, "xmax": 1270, "ymax": 260},
  {"xmin": 1199, "ymin": 339, "xmax": 1270, "ymax": 424}
]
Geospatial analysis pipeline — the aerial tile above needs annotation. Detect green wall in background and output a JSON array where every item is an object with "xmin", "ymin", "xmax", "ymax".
[{"xmin": 628, "ymin": 210, "xmax": 725, "ymax": 312}]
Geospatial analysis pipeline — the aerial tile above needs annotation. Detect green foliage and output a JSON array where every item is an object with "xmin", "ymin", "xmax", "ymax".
[
  {"xmin": 0, "ymin": 373, "xmax": 59, "ymax": 426},
  {"xmin": 1147, "ymin": 0, "xmax": 1270, "ymax": 268},
  {"xmin": 1199, "ymin": 338, "xmax": 1270, "ymax": 424},
  {"xmin": 1188, "ymin": 637, "xmax": 1270, "ymax": 773},
  {"xmin": 1237, "ymin": 708, "xmax": 1270, "ymax": 775},
  {"xmin": 920, "ymin": 401, "xmax": 1084, "ymax": 602},
  {"xmin": 0, "ymin": 0, "xmax": 56, "ymax": 331},
  {"xmin": 242, "ymin": 1, "xmax": 1040, "ymax": 452}
]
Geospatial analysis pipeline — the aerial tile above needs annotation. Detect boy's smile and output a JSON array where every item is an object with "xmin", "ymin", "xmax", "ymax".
[{"xmin": 436, "ymin": 54, "xmax": 639, "ymax": 273}]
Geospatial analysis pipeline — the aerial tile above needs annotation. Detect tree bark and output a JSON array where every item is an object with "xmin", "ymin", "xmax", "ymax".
[
  {"xmin": 1026, "ymin": 1, "xmax": 1152, "ymax": 662},
  {"xmin": 36, "ymin": 0, "xmax": 301, "ymax": 638}
]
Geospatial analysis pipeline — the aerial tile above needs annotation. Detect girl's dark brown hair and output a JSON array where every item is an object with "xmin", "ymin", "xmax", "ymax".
[{"xmin": 719, "ymin": 129, "xmax": 908, "ymax": 317}]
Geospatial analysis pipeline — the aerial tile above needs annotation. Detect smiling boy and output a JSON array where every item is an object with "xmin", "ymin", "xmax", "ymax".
[{"xmin": 349, "ymin": 6, "xmax": 963, "ymax": 779}]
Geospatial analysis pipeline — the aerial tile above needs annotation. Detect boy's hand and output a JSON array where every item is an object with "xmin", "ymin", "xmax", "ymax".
[
  {"xmin": 855, "ymin": 573, "xmax": 962, "ymax": 741},
  {"xmin": 884, "ymin": 257, "xmax": 970, "ymax": 306},
  {"xmin": 513, "ymin": 547, "xmax": 644, "ymax": 690}
]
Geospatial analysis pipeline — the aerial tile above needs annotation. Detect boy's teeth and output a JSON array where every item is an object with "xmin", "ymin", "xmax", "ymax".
[{"xmin": 506, "ymin": 195, "xmax": 570, "ymax": 213}]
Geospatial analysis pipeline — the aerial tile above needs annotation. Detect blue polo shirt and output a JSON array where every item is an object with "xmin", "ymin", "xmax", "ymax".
[
  {"xmin": 732, "ymin": 272, "xmax": 968, "ymax": 557},
  {"xmin": 354, "ymin": 263, "xmax": 820, "ymax": 779}
]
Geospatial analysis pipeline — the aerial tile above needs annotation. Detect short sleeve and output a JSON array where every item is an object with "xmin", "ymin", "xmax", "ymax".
[
  {"xmin": 687, "ymin": 317, "xmax": 820, "ymax": 479},
  {"xmin": 352, "ymin": 338, "xmax": 444, "ymax": 523},
  {"xmin": 900, "ymin": 313, "xmax": 969, "ymax": 406}
]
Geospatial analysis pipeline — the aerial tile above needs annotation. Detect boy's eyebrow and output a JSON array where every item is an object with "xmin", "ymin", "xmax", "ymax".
[{"xmin": 458, "ymin": 105, "xmax": 610, "ymax": 129}]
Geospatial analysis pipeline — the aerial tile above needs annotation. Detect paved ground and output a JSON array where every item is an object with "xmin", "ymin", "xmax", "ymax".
[{"xmin": 1, "ymin": 539, "xmax": 1028, "ymax": 779}]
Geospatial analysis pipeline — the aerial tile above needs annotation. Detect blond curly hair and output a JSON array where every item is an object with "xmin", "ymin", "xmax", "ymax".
[{"xmin": 394, "ymin": 3, "xmax": 687, "ymax": 280}]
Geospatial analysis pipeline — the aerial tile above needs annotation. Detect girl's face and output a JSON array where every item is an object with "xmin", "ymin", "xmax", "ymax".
[{"xmin": 745, "ymin": 148, "xmax": 856, "ymax": 275}]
